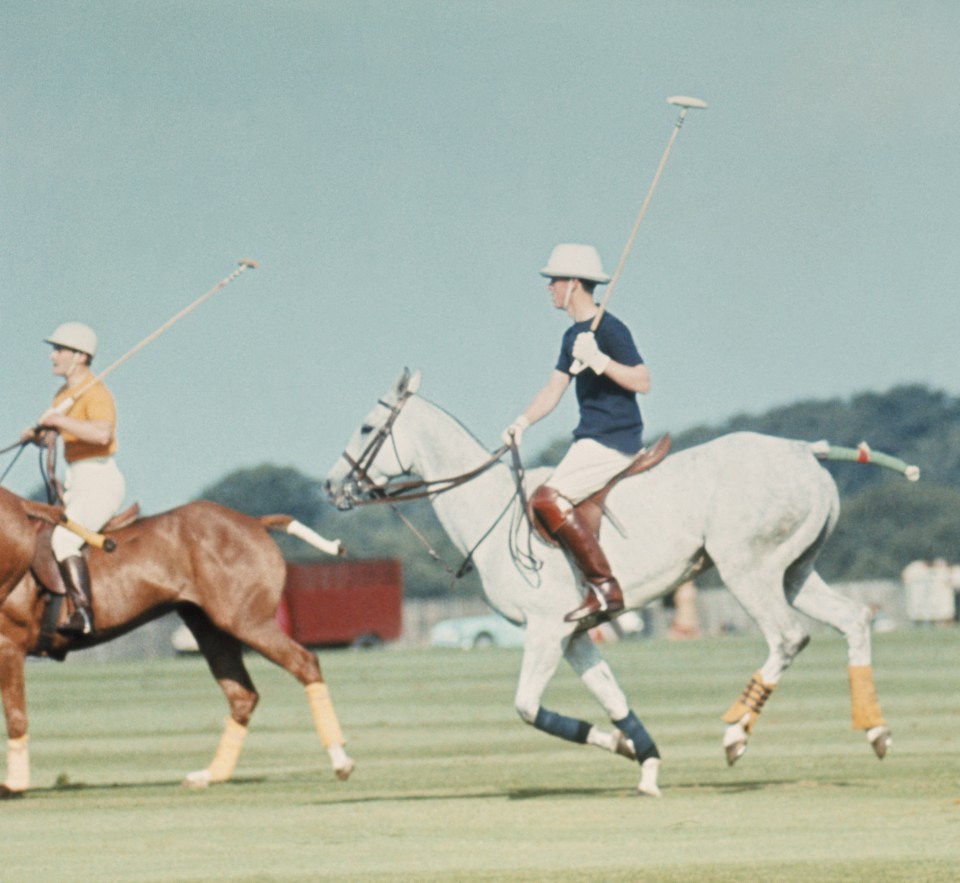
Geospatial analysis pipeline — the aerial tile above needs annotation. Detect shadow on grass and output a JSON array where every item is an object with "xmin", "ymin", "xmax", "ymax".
[
  {"xmin": 509, "ymin": 778, "xmax": 863, "ymax": 799},
  {"xmin": 16, "ymin": 773, "xmax": 863, "ymax": 804}
]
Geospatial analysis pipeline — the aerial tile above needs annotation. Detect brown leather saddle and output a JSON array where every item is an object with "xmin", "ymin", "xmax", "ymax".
[
  {"xmin": 19, "ymin": 500, "xmax": 140, "ymax": 657},
  {"xmin": 531, "ymin": 434, "xmax": 672, "ymax": 546},
  {"xmin": 26, "ymin": 502, "xmax": 141, "ymax": 596}
]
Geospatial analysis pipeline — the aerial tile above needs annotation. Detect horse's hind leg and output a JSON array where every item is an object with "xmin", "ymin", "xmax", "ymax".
[
  {"xmin": 717, "ymin": 567, "xmax": 811, "ymax": 764},
  {"xmin": 787, "ymin": 568, "xmax": 891, "ymax": 758},
  {"xmin": 228, "ymin": 617, "xmax": 354, "ymax": 781},
  {"xmin": 564, "ymin": 631, "xmax": 662, "ymax": 797},
  {"xmin": 180, "ymin": 606, "xmax": 259, "ymax": 788}
]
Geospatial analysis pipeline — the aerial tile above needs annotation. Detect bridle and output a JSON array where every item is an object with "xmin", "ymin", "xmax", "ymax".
[
  {"xmin": 336, "ymin": 391, "xmax": 540, "ymax": 582},
  {"xmin": 338, "ymin": 391, "xmax": 510, "ymax": 506}
]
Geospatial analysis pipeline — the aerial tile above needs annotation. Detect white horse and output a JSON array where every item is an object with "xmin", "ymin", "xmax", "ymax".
[{"xmin": 325, "ymin": 369, "xmax": 908, "ymax": 796}]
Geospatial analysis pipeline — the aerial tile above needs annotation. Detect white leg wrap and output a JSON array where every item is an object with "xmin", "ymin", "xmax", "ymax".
[{"xmin": 5, "ymin": 736, "xmax": 29, "ymax": 793}]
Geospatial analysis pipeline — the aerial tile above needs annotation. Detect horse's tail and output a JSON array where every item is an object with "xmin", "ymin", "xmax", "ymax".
[
  {"xmin": 260, "ymin": 515, "xmax": 346, "ymax": 557},
  {"xmin": 809, "ymin": 440, "xmax": 920, "ymax": 482}
]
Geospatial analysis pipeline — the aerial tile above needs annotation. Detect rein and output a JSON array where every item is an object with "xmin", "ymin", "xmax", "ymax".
[
  {"xmin": 0, "ymin": 443, "xmax": 26, "ymax": 486},
  {"xmin": 348, "ymin": 444, "xmax": 510, "ymax": 505},
  {"xmin": 0, "ymin": 432, "xmax": 64, "ymax": 505},
  {"xmin": 341, "ymin": 392, "xmax": 511, "ymax": 506}
]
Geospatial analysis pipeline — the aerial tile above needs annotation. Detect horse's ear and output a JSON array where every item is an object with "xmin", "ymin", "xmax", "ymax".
[
  {"xmin": 395, "ymin": 368, "xmax": 422, "ymax": 398},
  {"xmin": 393, "ymin": 369, "xmax": 411, "ymax": 397}
]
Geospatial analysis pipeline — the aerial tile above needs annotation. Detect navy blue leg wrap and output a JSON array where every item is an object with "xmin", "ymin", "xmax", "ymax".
[
  {"xmin": 614, "ymin": 710, "xmax": 659, "ymax": 762},
  {"xmin": 533, "ymin": 707, "xmax": 592, "ymax": 744}
]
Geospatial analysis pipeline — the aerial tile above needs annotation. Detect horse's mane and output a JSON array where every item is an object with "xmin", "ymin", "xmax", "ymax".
[{"xmin": 416, "ymin": 394, "xmax": 496, "ymax": 456}]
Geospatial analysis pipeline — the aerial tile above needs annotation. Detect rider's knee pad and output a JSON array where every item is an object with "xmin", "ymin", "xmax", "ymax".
[{"xmin": 529, "ymin": 485, "xmax": 573, "ymax": 535}]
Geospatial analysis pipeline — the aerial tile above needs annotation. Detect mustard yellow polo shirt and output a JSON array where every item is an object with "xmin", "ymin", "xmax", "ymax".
[{"xmin": 52, "ymin": 381, "xmax": 118, "ymax": 463}]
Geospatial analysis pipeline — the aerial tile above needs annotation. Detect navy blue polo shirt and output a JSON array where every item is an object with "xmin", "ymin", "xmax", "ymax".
[{"xmin": 556, "ymin": 312, "xmax": 644, "ymax": 454}]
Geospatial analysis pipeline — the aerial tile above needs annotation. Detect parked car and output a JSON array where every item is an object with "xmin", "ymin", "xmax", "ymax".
[
  {"xmin": 429, "ymin": 608, "xmax": 647, "ymax": 650},
  {"xmin": 430, "ymin": 613, "xmax": 525, "ymax": 649}
]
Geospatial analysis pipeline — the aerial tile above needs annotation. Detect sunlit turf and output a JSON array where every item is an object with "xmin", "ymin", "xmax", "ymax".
[{"xmin": 4, "ymin": 628, "xmax": 959, "ymax": 881}]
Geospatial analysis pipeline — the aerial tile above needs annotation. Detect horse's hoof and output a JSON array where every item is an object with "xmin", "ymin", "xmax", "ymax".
[
  {"xmin": 614, "ymin": 731, "xmax": 637, "ymax": 761},
  {"xmin": 182, "ymin": 769, "xmax": 212, "ymax": 789},
  {"xmin": 636, "ymin": 758, "xmax": 661, "ymax": 798},
  {"xmin": 725, "ymin": 740, "xmax": 747, "ymax": 766},
  {"xmin": 0, "ymin": 785, "xmax": 25, "ymax": 800},
  {"xmin": 334, "ymin": 758, "xmax": 355, "ymax": 781},
  {"xmin": 723, "ymin": 720, "xmax": 749, "ymax": 766},
  {"xmin": 867, "ymin": 725, "xmax": 892, "ymax": 760}
]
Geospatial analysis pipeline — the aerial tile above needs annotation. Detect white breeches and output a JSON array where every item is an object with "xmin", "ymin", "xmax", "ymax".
[
  {"xmin": 545, "ymin": 439, "xmax": 634, "ymax": 504},
  {"xmin": 51, "ymin": 457, "xmax": 126, "ymax": 561}
]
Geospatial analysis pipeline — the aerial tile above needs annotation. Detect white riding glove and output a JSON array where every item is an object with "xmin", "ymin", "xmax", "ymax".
[
  {"xmin": 572, "ymin": 332, "xmax": 611, "ymax": 376},
  {"xmin": 501, "ymin": 415, "xmax": 530, "ymax": 447}
]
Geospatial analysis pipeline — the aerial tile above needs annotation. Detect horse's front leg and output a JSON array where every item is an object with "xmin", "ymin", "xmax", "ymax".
[
  {"xmin": 513, "ymin": 624, "xmax": 571, "ymax": 736},
  {"xmin": 514, "ymin": 625, "xmax": 660, "ymax": 796},
  {"xmin": 564, "ymin": 631, "xmax": 661, "ymax": 797},
  {"xmin": 0, "ymin": 636, "xmax": 29, "ymax": 797}
]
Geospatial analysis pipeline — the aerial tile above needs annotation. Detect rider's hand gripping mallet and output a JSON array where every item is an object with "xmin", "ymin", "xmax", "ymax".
[
  {"xmin": 2, "ymin": 259, "xmax": 259, "ymax": 455},
  {"xmin": 570, "ymin": 96, "xmax": 707, "ymax": 375}
]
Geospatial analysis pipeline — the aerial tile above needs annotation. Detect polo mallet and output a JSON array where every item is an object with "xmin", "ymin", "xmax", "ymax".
[
  {"xmin": 1, "ymin": 259, "xmax": 260, "ymax": 456},
  {"xmin": 571, "ymin": 96, "xmax": 707, "ymax": 375},
  {"xmin": 55, "ymin": 258, "xmax": 260, "ymax": 413}
]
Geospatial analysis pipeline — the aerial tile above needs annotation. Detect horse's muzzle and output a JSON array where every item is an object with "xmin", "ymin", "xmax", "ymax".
[{"xmin": 325, "ymin": 477, "xmax": 371, "ymax": 511}]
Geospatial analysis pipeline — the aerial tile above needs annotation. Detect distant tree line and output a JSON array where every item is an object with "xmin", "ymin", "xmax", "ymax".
[{"xmin": 197, "ymin": 384, "xmax": 960, "ymax": 595}]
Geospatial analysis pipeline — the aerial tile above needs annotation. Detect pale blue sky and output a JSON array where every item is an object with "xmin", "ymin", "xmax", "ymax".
[{"xmin": 3, "ymin": 1, "xmax": 958, "ymax": 512}]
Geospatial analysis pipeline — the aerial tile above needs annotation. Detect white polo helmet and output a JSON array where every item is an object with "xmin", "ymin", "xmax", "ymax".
[
  {"xmin": 540, "ymin": 244, "xmax": 610, "ymax": 284},
  {"xmin": 45, "ymin": 322, "xmax": 98, "ymax": 358}
]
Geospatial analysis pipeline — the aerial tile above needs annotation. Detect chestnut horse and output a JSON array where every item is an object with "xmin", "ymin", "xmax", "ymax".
[{"xmin": 0, "ymin": 486, "xmax": 354, "ymax": 798}]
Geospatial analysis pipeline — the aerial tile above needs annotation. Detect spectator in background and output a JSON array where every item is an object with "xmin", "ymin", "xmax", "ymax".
[
  {"xmin": 902, "ymin": 558, "xmax": 955, "ymax": 627},
  {"xmin": 667, "ymin": 580, "xmax": 701, "ymax": 640}
]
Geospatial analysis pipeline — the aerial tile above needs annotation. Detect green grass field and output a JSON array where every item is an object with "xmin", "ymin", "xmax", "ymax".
[{"xmin": 3, "ymin": 628, "xmax": 958, "ymax": 881}]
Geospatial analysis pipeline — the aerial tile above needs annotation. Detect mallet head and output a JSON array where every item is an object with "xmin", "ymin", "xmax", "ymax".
[
  {"xmin": 238, "ymin": 258, "xmax": 260, "ymax": 270},
  {"xmin": 667, "ymin": 96, "xmax": 708, "ymax": 109}
]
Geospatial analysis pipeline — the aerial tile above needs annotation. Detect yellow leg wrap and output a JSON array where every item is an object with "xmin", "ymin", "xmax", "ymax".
[
  {"xmin": 722, "ymin": 671, "xmax": 777, "ymax": 733},
  {"xmin": 848, "ymin": 665, "xmax": 885, "ymax": 730},
  {"xmin": 6, "ymin": 735, "xmax": 30, "ymax": 792},
  {"xmin": 306, "ymin": 682, "xmax": 345, "ymax": 748},
  {"xmin": 206, "ymin": 717, "xmax": 248, "ymax": 783}
]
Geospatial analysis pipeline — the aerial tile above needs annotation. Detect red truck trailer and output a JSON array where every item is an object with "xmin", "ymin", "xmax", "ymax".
[{"xmin": 276, "ymin": 559, "xmax": 403, "ymax": 648}]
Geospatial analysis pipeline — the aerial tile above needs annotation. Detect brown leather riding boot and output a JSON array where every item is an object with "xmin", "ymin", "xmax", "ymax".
[
  {"xmin": 531, "ymin": 487, "xmax": 625, "ymax": 624},
  {"xmin": 57, "ymin": 555, "xmax": 95, "ymax": 637}
]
